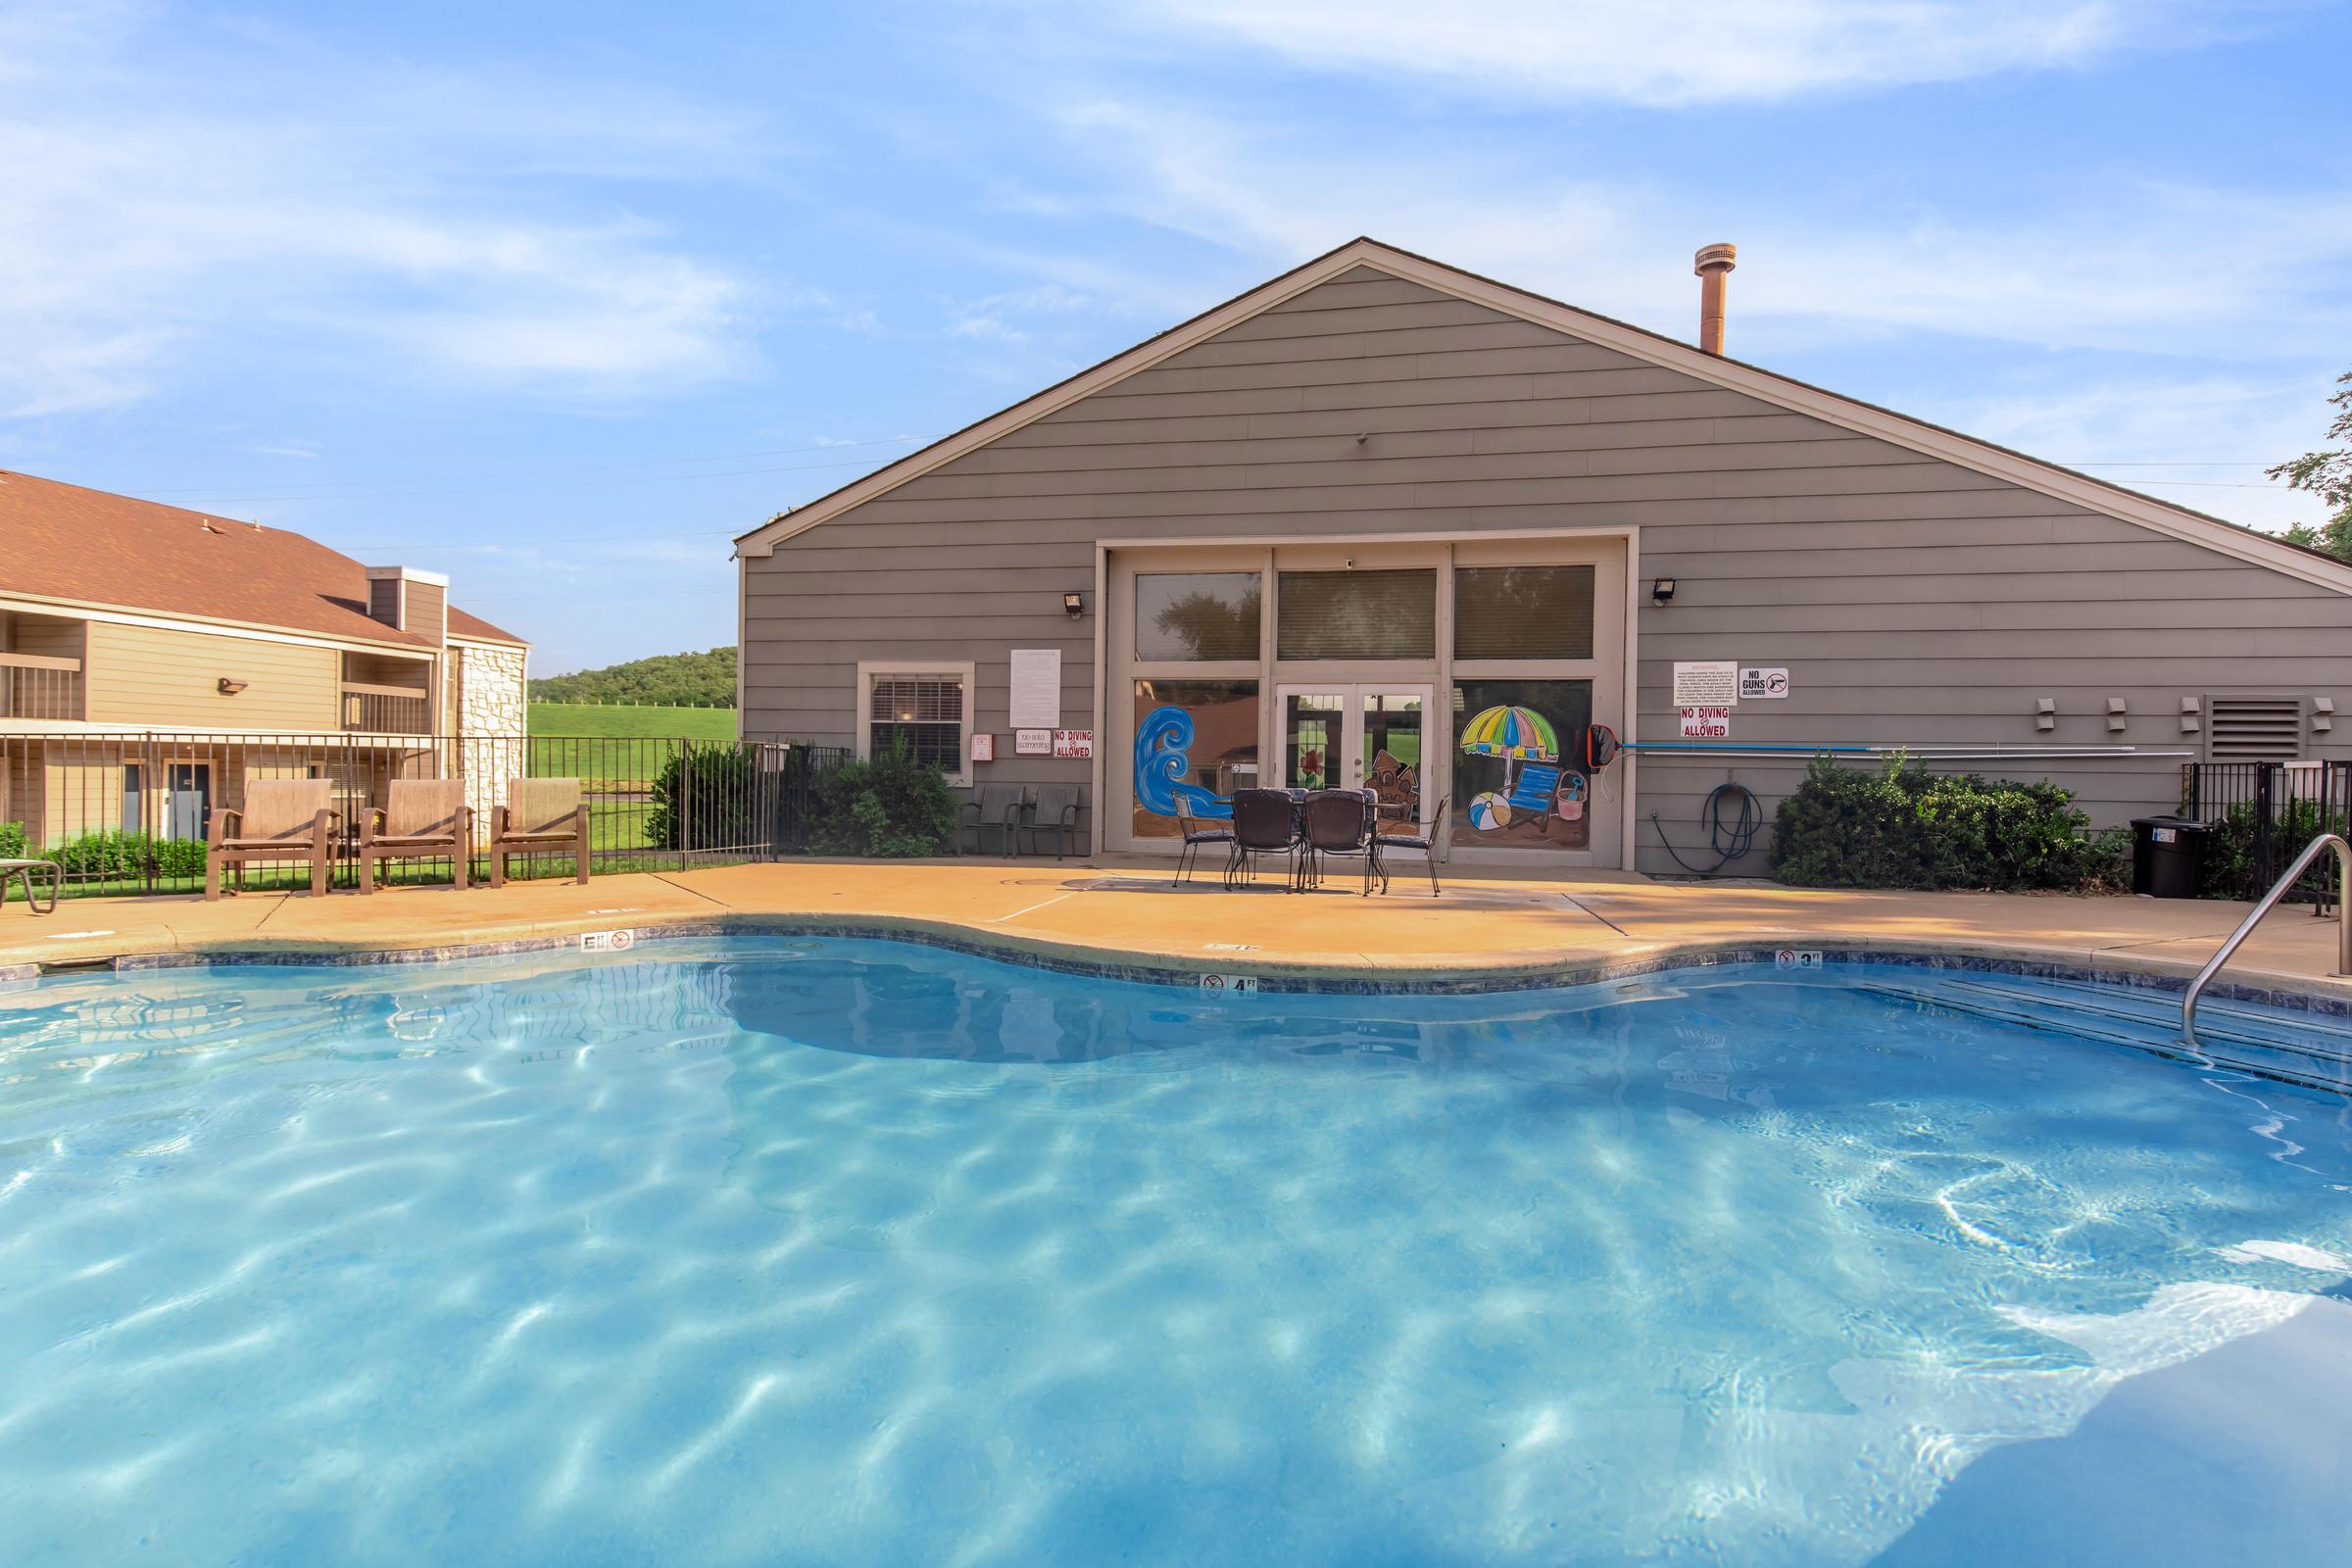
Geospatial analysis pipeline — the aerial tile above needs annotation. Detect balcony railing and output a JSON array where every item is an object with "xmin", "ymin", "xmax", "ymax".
[
  {"xmin": 0, "ymin": 653, "xmax": 82, "ymax": 721},
  {"xmin": 340, "ymin": 682, "xmax": 431, "ymax": 734}
]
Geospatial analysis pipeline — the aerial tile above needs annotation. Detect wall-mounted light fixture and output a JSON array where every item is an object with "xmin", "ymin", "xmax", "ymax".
[
  {"xmin": 1062, "ymin": 591, "xmax": 1085, "ymax": 620},
  {"xmin": 217, "ymin": 677, "xmax": 248, "ymax": 695},
  {"xmin": 1650, "ymin": 577, "xmax": 1678, "ymax": 606}
]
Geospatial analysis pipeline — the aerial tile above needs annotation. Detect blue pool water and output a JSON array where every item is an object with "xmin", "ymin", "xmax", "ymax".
[{"xmin": 2, "ymin": 939, "xmax": 2349, "ymax": 1566}]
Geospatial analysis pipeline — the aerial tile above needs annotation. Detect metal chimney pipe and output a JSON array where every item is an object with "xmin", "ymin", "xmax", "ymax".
[{"xmin": 1693, "ymin": 242, "xmax": 1737, "ymax": 356}]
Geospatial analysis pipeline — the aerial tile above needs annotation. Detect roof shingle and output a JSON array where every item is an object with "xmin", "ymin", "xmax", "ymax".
[{"xmin": 0, "ymin": 469, "xmax": 525, "ymax": 647}]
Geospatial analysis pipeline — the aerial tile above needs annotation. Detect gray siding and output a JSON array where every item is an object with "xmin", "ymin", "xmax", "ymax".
[{"xmin": 744, "ymin": 265, "xmax": 2352, "ymax": 866}]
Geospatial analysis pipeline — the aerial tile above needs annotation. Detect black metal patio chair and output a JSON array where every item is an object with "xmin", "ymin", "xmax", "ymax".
[
  {"xmin": 1226, "ymin": 788, "xmax": 1301, "ymax": 891},
  {"xmin": 1300, "ymin": 789, "xmax": 1377, "ymax": 895},
  {"xmin": 1373, "ymin": 794, "xmax": 1448, "ymax": 897},
  {"xmin": 1173, "ymin": 800, "xmax": 1234, "ymax": 886}
]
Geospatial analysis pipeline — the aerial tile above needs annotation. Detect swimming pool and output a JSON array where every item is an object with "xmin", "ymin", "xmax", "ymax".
[{"xmin": 2, "ymin": 937, "xmax": 2347, "ymax": 1565}]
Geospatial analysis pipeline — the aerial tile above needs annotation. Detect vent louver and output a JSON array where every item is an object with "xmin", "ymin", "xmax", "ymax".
[{"xmin": 2206, "ymin": 696, "xmax": 2304, "ymax": 761}]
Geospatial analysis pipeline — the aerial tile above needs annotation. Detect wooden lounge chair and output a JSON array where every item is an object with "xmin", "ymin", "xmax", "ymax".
[
  {"xmin": 488, "ymin": 778, "xmax": 590, "ymax": 888},
  {"xmin": 359, "ymin": 779, "xmax": 472, "ymax": 895},
  {"xmin": 205, "ymin": 779, "xmax": 336, "ymax": 901}
]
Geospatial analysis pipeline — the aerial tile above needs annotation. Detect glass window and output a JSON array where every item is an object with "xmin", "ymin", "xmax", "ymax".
[
  {"xmin": 1453, "ymin": 564, "xmax": 1595, "ymax": 661},
  {"xmin": 868, "ymin": 673, "xmax": 965, "ymax": 772},
  {"xmin": 1362, "ymin": 691, "xmax": 1425, "ymax": 825},
  {"xmin": 1136, "ymin": 572, "xmax": 1261, "ymax": 662},
  {"xmin": 1281, "ymin": 692, "xmax": 1344, "ymax": 791},
  {"xmin": 1132, "ymin": 678, "xmax": 1258, "ymax": 840},
  {"xmin": 1276, "ymin": 569, "xmax": 1436, "ymax": 661},
  {"xmin": 1450, "ymin": 678, "xmax": 1593, "ymax": 853}
]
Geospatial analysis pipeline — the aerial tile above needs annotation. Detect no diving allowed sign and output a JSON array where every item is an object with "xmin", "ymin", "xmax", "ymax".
[{"xmin": 580, "ymin": 929, "xmax": 637, "ymax": 953}]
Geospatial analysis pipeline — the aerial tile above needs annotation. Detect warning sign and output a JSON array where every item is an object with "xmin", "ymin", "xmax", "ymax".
[
  {"xmin": 1672, "ymin": 661, "xmax": 1739, "ymax": 706},
  {"xmin": 1679, "ymin": 706, "xmax": 1732, "ymax": 739},
  {"xmin": 1740, "ymin": 666, "xmax": 1789, "ymax": 700}
]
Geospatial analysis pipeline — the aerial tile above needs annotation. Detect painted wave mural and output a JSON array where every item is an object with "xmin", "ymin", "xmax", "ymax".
[{"xmin": 1133, "ymin": 705, "xmax": 1232, "ymax": 820}]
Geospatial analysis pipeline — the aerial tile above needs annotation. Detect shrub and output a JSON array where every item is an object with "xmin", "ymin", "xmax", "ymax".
[
  {"xmin": 806, "ymin": 741, "xmax": 958, "ymax": 857},
  {"xmin": 36, "ymin": 829, "xmax": 207, "ymax": 881},
  {"xmin": 647, "ymin": 743, "xmax": 759, "ymax": 851},
  {"xmin": 0, "ymin": 821, "xmax": 24, "ymax": 861},
  {"xmin": 1770, "ymin": 753, "xmax": 2122, "ymax": 893},
  {"xmin": 2196, "ymin": 796, "xmax": 2334, "ymax": 901}
]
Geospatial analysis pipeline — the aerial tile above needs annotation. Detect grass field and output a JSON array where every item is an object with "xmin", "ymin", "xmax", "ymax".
[
  {"xmin": 527, "ymin": 703, "xmax": 737, "ymax": 784},
  {"xmin": 527, "ymin": 703, "xmax": 736, "ymax": 741}
]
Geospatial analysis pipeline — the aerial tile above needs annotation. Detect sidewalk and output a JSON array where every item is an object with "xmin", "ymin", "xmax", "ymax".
[{"xmin": 4, "ymin": 857, "xmax": 2346, "ymax": 1001}]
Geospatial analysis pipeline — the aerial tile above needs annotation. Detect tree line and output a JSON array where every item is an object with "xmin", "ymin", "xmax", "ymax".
[{"xmin": 530, "ymin": 646, "xmax": 737, "ymax": 708}]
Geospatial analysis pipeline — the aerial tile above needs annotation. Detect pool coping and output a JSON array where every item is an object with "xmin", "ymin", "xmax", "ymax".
[{"xmin": 6, "ymin": 909, "xmax": 2348, "ymax": 1021}]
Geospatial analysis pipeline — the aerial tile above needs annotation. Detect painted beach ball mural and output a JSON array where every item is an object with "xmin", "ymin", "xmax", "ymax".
[{"xmin": 1467, "ymin": 792, "xmax": 1512, "ymax": 831}]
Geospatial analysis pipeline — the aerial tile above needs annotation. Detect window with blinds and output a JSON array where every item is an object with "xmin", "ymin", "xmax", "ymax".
[
  {"xmin": 1452, "ymin": 564, "xmax": 1595, "ymax": 661},
  {"xmin": 1275, "ymin": 569, "xmax": 1437, "ymax": 661},
  {"xmin": 868, "ymin": 673, "xmax": 966, "ymax": 770},
  {"xmin": 2206, "ymin": 696, "xmax": 2305, "ymax": 761}
]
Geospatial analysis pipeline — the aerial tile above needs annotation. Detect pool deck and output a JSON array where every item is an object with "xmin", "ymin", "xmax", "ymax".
[{"xmin": 3, "ymin": 856, "xmax": 2348, "ymax": 1003}]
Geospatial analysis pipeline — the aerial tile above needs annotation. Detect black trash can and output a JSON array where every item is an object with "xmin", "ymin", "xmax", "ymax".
[{"xmin": 2131, "ymin": 815, "xmax": 2212, "ymax": 898}]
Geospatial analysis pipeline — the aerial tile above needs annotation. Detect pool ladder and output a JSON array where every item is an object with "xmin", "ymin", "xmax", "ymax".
[{"xmin": 2181, "ymin": 833, "xmax": 2352, "ymax": 1051}]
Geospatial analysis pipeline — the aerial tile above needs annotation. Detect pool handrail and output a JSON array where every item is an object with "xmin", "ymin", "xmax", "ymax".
[{"xmin": 2182, "ymin": 831, "xmax": 2352, "ymax": 1051}]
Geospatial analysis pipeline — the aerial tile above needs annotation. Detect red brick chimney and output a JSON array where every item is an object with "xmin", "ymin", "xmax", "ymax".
[{"xmin": 1694, "ymin": 243, "xmax": 1737, "ymax": 356}]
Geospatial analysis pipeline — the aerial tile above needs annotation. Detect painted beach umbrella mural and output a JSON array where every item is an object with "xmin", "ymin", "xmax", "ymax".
[{"xmin": 1460, "ymin": 704, "xmax": 1558, "ymax": 834}]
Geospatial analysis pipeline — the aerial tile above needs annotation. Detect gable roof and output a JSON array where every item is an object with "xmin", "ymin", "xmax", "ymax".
[
  {"xmin": 0, "ymin": 469, "xmax": 527, "ymax": 647},
  {"xmin": 735, "ymin": 236, "xmax": 2352, "ymax": 596}
]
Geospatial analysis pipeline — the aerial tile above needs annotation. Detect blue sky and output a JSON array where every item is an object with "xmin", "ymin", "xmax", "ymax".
[{"xmin": 3, "ymin": 2, "xmax": 2348, "ymax": 674}]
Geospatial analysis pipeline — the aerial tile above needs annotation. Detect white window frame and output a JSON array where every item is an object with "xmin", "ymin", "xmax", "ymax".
[{"xmin": 856, "ymin": 660, "xmax": 977, "ymax": 787}]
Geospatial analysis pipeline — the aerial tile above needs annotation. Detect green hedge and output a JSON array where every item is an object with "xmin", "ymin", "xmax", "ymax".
[
  {"xmin": 807, "ymin": 742, "xmax": 958, "ymax": 857},
  {"xmin": 44, "ymin": 830, "xmax": 209, "ymax": 879},
  {"xmin": 1769, "ymin": 754, "xmax": 2129, "ymax": 893}
]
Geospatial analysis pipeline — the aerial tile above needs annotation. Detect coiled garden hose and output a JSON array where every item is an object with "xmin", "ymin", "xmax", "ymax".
[{"xmin": 1648, "ymin": 781, "xmax": 1762, "ymax": 874}]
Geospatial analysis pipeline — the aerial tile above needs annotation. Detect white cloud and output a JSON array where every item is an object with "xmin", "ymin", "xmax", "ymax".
[
  {"xmin": 1038, "ymin": 99, "xmax": 2352, "ymax": 362},
  {"xmin": 1949, "ymin": 374, "xmax": 2331, "ymax": 532},
  {"xmin": 1114, "ymin": 0, "xmax": 2212, "ymax": 107},
  {"xmin": 0, "ymin": 7, "xmax": 760, "ymax": 416}
]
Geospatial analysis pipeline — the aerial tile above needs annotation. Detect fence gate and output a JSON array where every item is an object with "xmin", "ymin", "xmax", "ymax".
[{"xmin": 2183, "ymin": 760, "xmax": 2352, "ymax": 906}]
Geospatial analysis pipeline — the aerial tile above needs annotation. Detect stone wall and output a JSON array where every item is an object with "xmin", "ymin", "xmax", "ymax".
[
  {"xmin": 454, "ymin": 640, "xmax": 527, "ymax": 843},
  {"xmin": 457, "ymin": 641, "xmax": 527, "ymax": 737}
]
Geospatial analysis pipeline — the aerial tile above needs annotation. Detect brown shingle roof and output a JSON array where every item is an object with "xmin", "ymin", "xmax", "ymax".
[{"xmin": 0, "ymin": 469, "xmax": 526, "ymax": 647}]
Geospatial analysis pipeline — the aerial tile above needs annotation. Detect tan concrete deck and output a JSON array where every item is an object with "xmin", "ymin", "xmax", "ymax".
[{"xmin": 3, "ymin": 855, "xmax": 2348, "ymax": 1001}]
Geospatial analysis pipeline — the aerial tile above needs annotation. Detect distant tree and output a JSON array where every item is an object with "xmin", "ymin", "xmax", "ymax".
[
  {"xmin": 530, "ymin": 646, "xmax": 738, "ymax": 707},
  {"xmin": 2271, "ymin": 370, "xmax": 2352, "ymax": 562},
  {"xmin": 1154, "ymin": 587, "xmax": 1261, "ymax": 661}
]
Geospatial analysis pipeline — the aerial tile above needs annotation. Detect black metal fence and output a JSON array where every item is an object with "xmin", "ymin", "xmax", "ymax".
[
  {"xmin": 0, "ymin": 732, "xmax": 849, "ymax": 900},
  {"xmin": 2181, "ymin": 760, "xmax": 2352, "ymax": 905}
]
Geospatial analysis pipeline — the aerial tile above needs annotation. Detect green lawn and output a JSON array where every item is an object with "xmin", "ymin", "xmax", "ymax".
[
  {"xmin": 527, "ymin": 702, "xmax": 737, "ymax": 786},
  {"xmin": 528, "ymin": 702, "xmax": 736, "ymax": 741}
]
